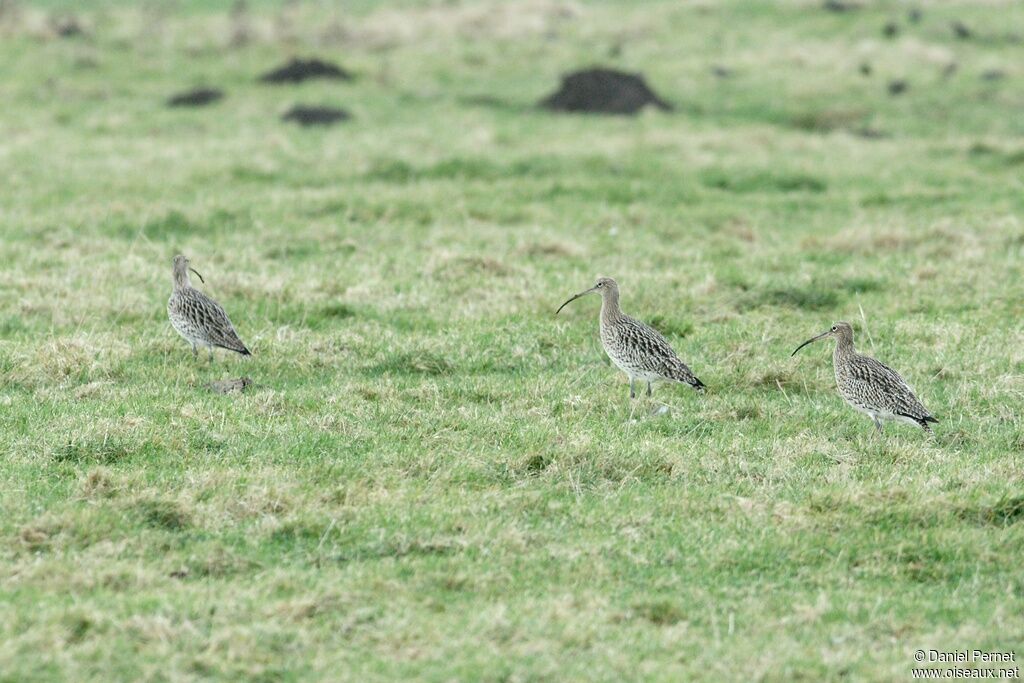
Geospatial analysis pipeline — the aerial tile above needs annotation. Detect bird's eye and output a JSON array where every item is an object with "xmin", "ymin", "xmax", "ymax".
[
  {"xmin": 596, "ymin": 282, "xmax": 603, "ymax": 288},
  {"xmin": 831, "ymin": 326, "xmax": 837, "ymax": 331}
]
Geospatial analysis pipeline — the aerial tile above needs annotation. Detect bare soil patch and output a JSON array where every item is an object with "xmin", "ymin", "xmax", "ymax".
[{"xmin": 539, "ymin": 67, "xmax": 671, "ymax": 115}]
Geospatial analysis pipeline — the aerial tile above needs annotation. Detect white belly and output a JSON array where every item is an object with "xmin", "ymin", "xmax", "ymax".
[
  {"xmin": 844, "ymin": 400, "xmax": 919, "ymax": 427},
  {"xmin": 606, "ymin": 351, "xmax": 661, "ymax": 382},
  {"xmin": 170, "ymin": 320, "xmax": 212, "ymax": 349}
]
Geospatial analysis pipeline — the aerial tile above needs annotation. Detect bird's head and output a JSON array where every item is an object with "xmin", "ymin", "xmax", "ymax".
[
  {"xmin": 172, "ymin": 254, "xmax": 205, "ymax": 286},
  {"xmin": 556, "ymin": 276, "xmax": 619, "ymax": 314},
  {"xmin": 791, "ymin": 320, "xmax": 854, "ymax": 356}
]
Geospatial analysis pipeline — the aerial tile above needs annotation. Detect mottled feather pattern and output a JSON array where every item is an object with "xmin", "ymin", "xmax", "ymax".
[
  {"xmin": 601, "ymin": 315, "xmax": 704, "ymax": 389},
  {"xmin": 835, "ymin": 350, "xmax": 933, "ymax": 425},
  {"xmin": 791, "ymin": 321, "xmax": 936, "ymax": 433},
  {"xmin": 168, "ymin": 286, "xmax": 250, "ymax": 354}
]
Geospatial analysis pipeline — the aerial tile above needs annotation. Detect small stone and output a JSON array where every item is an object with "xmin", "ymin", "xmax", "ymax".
[{"xmin": 206, "ymin": 377, "xmax": 253, "ymax": 395}]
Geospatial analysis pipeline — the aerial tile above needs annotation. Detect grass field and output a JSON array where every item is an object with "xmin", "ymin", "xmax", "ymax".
[{"xmin": 1, "ymin": 0, "xmax": 1023, "ymax": 680}]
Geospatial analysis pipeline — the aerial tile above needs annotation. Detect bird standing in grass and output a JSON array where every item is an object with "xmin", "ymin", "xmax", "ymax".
[
  {"xmin": 791, "ymin": 321, "xmax": 936, "ymax": 433},
  {"xmin": 556, "ymin": 277, "xmax": 705, "ymax": 399},
  {"xmin": 167, "ymin": 254, "xmax": 251, "ymax": 360}
]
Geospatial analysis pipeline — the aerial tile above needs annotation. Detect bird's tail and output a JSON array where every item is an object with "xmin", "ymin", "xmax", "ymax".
[
  {"xmin": 904, "ymin": 413, "xmax": 938, "ymax": 431},
  {"xmin": 671, "ymin": 361, "xmax": 705, "ymax": 392},
  {"xmin": 215, "ymin": 339, "xmax": 251, "ymax": 356}
]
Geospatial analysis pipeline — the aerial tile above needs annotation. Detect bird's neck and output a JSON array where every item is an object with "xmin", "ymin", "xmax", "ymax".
[
  {"xmin": 834, "ymin": 337, "xmax": 855, "ymax": 360},
  {"xmin": 600, "ymin": 291, "xmax": 623, "ymax": 325},
  {"xmin": 173, "ymin": 268, "xmax": 191, "ymax": 290}
]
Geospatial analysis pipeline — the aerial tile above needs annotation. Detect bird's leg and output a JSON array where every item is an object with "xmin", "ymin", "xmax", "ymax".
[
  {"xmin": 873, "ymin": 418, "xmax": 884, "ymax": 435},
  {"xmin": 646, "ymin": 382, "xmax": 652, "ymax": 398},
  {"xmin": 208, "ymin": 347, "xmax": 215, "ymax": 363},
  {"xmin": 629, "ymin": 378, "xmax": 636, "ymax": 400},
  {"xmin": 191, "ymin": 343, "xmax": 198, "ymax": 359}
]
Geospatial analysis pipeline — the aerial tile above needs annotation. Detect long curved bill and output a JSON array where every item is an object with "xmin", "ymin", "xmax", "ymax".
[
  {"xmin": 555, "ymin": 287, "xmax": 595, "ymax": 315},
  {"xmin": 791, "ymin": 330, "xmax": 831, "ymax": 357},
  {"xmin": 189, "ymin": 267, "xmax": 206, "ymax": 284}
]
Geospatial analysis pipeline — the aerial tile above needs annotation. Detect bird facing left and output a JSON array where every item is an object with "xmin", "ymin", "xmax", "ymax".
[
  {"xmin": 167, "ymin": 254, "xmax": 251, "ymax": 360},
  {"xmin": 556, "ymin": 276, "xmax": 705, "ymax": 400}
]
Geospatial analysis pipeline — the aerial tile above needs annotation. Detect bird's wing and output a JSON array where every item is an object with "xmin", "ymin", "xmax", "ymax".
[
  {"xmin": 617, "ymin": 317, "xmax": 703, "ymax": 387},
  {"xmin": 848, "ymin": 354, "xmax": 932, "ymax": 420},
  {"xmin": 180, "ymin": 288, "xmax": 249, "ymax": 353}
]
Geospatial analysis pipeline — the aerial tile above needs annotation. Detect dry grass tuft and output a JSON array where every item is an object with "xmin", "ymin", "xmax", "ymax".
[
  {"xmin": 131, "ymin": 497, "xmax": 193, "ymax": 531},
  {"xmin": 789, "ymin": 107, "xmax": 870, "ymax": 133},
  {"xmin": 78, "ymin": 468, "xmax": 124, "ymax": 500},
  {"xmin": 430, "ymin": 254, "xmax": 512, "ymax": 280},
  {"xmin": 520, "ymin": 241, "xmax": 581, "ymax": 258}
]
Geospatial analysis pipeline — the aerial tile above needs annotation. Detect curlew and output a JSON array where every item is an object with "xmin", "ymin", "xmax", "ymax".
[
  {"xmin": 556, "ymin": 277, "xmax": 705, "ymax": 399},
  {"xmin": 167, "ymin": 254, "xmax": 251, "ymax": 360},
  {"xmin": 791, "ymin": 321, "xmax": 936, "ymax": 433}
]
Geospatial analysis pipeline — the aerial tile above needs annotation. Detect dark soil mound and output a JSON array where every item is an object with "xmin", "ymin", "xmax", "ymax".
[
  {"xmin": 539, "ymin": 68, "xmax": 672, "ymax": 115},
  {"xmin": 887, "ymin": 79, "xmax": 908, "ymax": 95},
  {"xmin": 167, "ymin": 88, "xmax": 224, "ymax": 107},
  {"xmin": 282, "ymin": 105, "xmax": 350, "ymax": 126},
  {"xmin": 260, "ymin": 58, "xmax": 352, "ymax": 84},
  {"xmin": 823, "ymin": 0, "xmax": 860, "ymax": 11},
  {"xmin": 50, "ymin": 14, "xmax": 86, "ymax": 38},
  {"xmin": 951, "ymin": 20, "xmax": 972, "ymax": 40}
]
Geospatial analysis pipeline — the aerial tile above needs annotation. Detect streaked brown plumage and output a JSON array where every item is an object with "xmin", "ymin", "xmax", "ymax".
[
  {"xmin": 557, "ymin": 277, "xmax": 705, "ymax": 399},
  {"xmin": 792, "ymin": 321, "xmax": 936, "ymax": 433},
  {"xmin": 167, "ymin": 254, "xmax": 251, "ymax": 359}
]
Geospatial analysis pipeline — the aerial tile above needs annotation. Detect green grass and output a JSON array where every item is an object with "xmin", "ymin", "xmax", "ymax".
[{"xmin": 2, "ymin": 1, "xmax": 1023, "ymax": 680}]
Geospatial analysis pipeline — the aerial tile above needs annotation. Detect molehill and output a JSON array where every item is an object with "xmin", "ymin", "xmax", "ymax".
[
  {"xmin": 260, "ymin": 58, "xmax": 353, "ymax": 84},
  {"xmin": 539, "ymin": 67, "xmax": 672, "ymax": 115}
]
